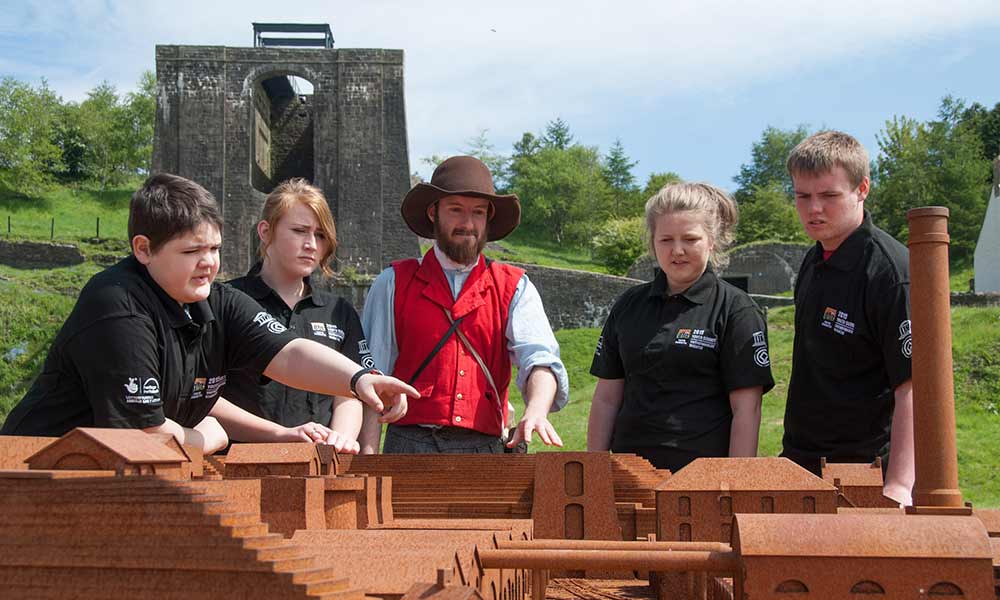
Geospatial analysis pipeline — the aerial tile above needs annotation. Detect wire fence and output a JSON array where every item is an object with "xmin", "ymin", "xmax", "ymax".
[{"xmin": 3, "ymin": 215, "xmax": 121, "ymax": 242}]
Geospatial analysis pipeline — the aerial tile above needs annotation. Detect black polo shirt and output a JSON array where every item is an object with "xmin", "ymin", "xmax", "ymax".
[
  {"xmin": 591, "ymin": 269, "xmax": 774, "ymax": 470},
  {"xmin": 1, "ymin": 256, "xmax": 296, "ymax": 436},
  {"xmin": 782, "ymin": 211, "xmax": 912, "ymax": 471},
  {"xmin": 222, "ymin": 263, "xmax": 373, "ymax": 429}
]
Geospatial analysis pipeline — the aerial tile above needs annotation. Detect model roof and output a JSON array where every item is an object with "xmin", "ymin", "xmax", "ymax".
[
  {"xmin": 734, "ymin": 513, "xmax": 992, "ymax": 559},
  {"xmin": 226, "ymin": 443, "xmax": 320, "ymax": 464},
  {"xmin": 26, "ymin": 428, "xmax": 187, "ymax": 465},
  {"xmin": 655, "ymin": 457, "xmax": 836, "ymax": 492},
  {"xmin": 821, "ymin": 460, "xmax": 884, "ymax": 487}
]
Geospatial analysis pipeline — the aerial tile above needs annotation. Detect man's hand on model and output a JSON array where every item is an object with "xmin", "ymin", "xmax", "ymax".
[{"xmin": 507, "ymin": 406, "xmax": 563, "ymax": 449}]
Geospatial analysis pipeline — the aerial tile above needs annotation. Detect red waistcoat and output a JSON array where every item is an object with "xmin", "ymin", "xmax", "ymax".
[{"xmin": 392, "ymin": 250, "xmax": 524, "ymax": 436}]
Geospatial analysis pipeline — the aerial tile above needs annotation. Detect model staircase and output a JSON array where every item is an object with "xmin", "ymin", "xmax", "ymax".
[{"xmin": 0, "ymin": 475, "xmax": 362, "ymax": 599}]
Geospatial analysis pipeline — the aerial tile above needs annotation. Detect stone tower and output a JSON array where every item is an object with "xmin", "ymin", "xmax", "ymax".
[{"xmin": 152, "ymin": 37, "xmax": 417, "ymax": 276}]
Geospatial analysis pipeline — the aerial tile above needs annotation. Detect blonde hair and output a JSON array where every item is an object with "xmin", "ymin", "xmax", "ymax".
[
  {"xmin": 645, "ymin": 182, "xmax": 738, "ymax": 271},
  {"xmin": 786, "ymin": 130, "xmax": 870, "ymax": 188},
  {"xmin": 258, "ymin": 178, "xmax": 338, "ymax": 277}
]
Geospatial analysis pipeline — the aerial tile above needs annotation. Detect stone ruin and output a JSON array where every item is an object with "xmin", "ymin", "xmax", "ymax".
[{"xmin": 152, "ymin": 25, "xmax": 417, "ymax": 277}]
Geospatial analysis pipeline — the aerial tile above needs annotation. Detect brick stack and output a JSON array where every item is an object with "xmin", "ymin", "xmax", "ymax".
[{"xmin": 0, "ymin": 472, "xmax": 363, "ymax": 599}]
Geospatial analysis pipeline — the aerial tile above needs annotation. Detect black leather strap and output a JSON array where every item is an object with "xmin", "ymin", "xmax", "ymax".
[{"xmin": 408, "ymin": 314, "xmax": 466, "ymax": 384}]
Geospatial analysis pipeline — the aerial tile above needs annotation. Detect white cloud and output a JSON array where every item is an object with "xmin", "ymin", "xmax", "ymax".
[{"xmin": 4, "ymin": 0, "xmax": 1000, "ymax": 175}]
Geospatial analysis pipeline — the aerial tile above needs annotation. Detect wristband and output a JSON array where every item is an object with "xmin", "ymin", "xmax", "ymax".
[{"xmin": 350, "ymin": 367, "xmax": 383, "ymax": 398}]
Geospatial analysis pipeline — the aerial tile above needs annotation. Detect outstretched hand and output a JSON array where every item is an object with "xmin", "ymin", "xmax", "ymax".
[
  {"xmin": 355, "ymin": 373, "xmax": 419, "ymax": 424},
  {"xmin": 285, "ymin": 423, "xmax": 361, "ymax": 454},
  {"xmin": 506, "ymin": 412, "xmax": 563, "ymax": 449}
]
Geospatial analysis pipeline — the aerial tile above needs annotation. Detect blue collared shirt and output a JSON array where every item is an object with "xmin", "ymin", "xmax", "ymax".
[{"xmin": 361, "ymin": 245, "xmax": 569, "ymax": 412}]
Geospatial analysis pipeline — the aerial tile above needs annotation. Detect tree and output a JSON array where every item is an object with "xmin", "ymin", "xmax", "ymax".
[
  {"xmin": 734, "ymin": 182, "xmax": 809, "ymax": 244},
  {"xmin": 79, "ymin": 82, "xmax": 130, "ymax": 190},
  {"xmin": 52, "ymin": 101, "xmax": 88, "ymax": 181},
  {"xmin": 961, "ymin": 101, "xmax": 1000, "ymax": 161},
  {"xmin": 123, "ymin": 70, "xmax": 156, "ymax": 175},
  {"xmin": 420, "ymin": 129, "xmax": 510, "ymax": 190},
  {"xmin": 512, "ymin": 144, "xmax": 611, "ymax": 244},
  {"xmin": 542, "ymin": 117, "xmax": 573, "ymax": 150},
  {"xmin": 733, "ymin": 125, "xmax": 809, "ymax": 203},
  {"xmin": 0, "ymin": 77, "xmax": 63, "ymax": 191},
  {"xmin": 872, "ymin": 98, "xmax": 990, "ymax": 262},
  {"xmin": 640, "ymin": 171, "xmax": 683, "ymax": 200},
  {"xmin": 592, "ymin": 216, "xmax": 646, "ymax": 275},
  {"xmin": 462, "ymin": 129, "xmax": 510, "ymax": 191},
  {"xmin": 601, "ymin": 138, "xmax": 639, "ymax": 217}
]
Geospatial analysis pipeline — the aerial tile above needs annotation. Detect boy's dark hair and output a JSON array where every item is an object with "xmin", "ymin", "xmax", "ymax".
[{"xmin": 128, "ymin": 173, "xmax": 223, "ymax": 252}]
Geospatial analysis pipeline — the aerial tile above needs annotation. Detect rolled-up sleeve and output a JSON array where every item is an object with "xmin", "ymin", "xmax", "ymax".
[
  {"xmin": 360, "ymin": 268, "xmax": 398, "ymax": 376},
  {"xmin": 506, "ymin": 274, "xmax": 569, "ymax": 411}
]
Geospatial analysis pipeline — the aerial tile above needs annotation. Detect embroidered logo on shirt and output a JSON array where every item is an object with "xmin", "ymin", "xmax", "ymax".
[
  {"xmin": 206, "ymin": 375, "xmax": 226, "ymax": 398},
  {"xmin": 326, "ymin": 324, "xmax": 345, "ymax": 342},
  {"xmin": 311, "ymin": 322, "xmax": 327, "ymax": 337},
  {"xmin": 752, "ymin": 330, "xmax": 770, "ymax": 367},
  {"xmin": 123, "ymin": 376, "xmax": 160, "ymax": 405},
  {"xmin": 142, "ymin": 378, "xmax": 160, "ymax": 395},
  {"xmin": 358, "ymin": 339, "xmax": 370, "ymax": 355},
  {"xmin": 253, "ymin": 311, "xmax": 287, "ymax": 334},
  {"xmin": 899, "ymin": 319, "xmax": 912, "ymax": 358},
  {"xmin": 820, "ymin": 307, "xmax": 855, "ymax": 336},
  {"xmin": 594, "ymin": 336, "xmax": 603, "ymax": 357},
  {"xmin": 191, "ymin": 377, "xmax": 207, "ymax": 400},
  {"xmin": 676, "ymin": 328, "xmax": 717, "ymax": 350}
]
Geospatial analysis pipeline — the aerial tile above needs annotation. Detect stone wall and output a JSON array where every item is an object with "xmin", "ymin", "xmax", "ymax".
[
  {"xmin": 627, "ymin": 242, "xmax": 812, "ymax": 295},
  {"xmin": 319, "ymin": 261, "xmax": 644, "ymax": 331},
  {"xmin": 512, "ymin": 263, "xmax": 641, "ymax": 330},
  {"xmin": 301, "ymin": 260, "xmax": 1000, "ymax": 333},
  {"xmin": 0, "ymin": 240, "xmax": 84, "ymax": 269},
  {"xmin": 153, "ymin": 45, "xmax": 416, "ymax": 277}
]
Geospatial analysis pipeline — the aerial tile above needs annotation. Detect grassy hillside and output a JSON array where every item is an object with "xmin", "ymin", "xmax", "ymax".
[
  {"xmin": 0, "ymin": 183, "xmax": 134, "ymax": 242},
  {"xmin": 1, "ymin": 182, "xmax": 998, "ymax": 506}
]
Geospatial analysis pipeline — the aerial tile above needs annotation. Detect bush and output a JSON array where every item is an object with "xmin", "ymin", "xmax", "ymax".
[{"xmin": 592, "ymin": 216, "xmax": 646, "ymax": 275}]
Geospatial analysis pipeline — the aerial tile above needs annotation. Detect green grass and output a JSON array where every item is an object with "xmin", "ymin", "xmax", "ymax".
[
  {"xmin": 1, "ymin": 182, "xmax": 997, "ymax": 506},
  {"xmin": 950, "ymin": 263, "xmax": 975, "ymax": 292},
  {"xmin": 0, "ymin": 182, "xmax": 135, "ymax": 243},
  {"xmin": 485, "ymin": 228, "xmax": 611, "ymax": 274},
  {"xmin": 0, "ymin": 262, "xmax": 105, "ymax": 417}
]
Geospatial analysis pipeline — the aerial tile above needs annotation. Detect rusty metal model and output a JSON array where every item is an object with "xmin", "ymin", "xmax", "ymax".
[{"xmin": 1, "ymin": 207, "xmax": 997, "ymax": 599}]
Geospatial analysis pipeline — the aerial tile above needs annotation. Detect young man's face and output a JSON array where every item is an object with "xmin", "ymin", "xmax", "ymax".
[
  {"xmin": 135, "ymin": 222, "xmax": 222, "ymax": 304},
  {"xmin": 793, "ymin": 166, "xmax": 869, "ymax": 251},
  {"xmin": 428, "ymin": 195, "xmax": 490, "ymax": 265}
]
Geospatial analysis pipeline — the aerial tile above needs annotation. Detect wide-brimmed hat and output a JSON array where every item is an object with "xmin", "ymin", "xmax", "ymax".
[{"xmin": 401, "ymin": 155, "xmax": 521, "ymax": 241}]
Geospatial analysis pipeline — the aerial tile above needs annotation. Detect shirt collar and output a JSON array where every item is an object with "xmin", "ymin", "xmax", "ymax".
[
  {"xmin": 433, "ymin": 243, "xmax": 479, "ymax": 274},
  {"xmin": 126, "ymin": 255, "xmax": 216, "ymax": 329},
  {"xmin": 648, "ymin": 268, "xmax": 716, "ymax": 305},
  {"xmin": 813, "ymin": 210, "xmax": 874, "ymax": 271},
  {"xmin": 242, "ymin": 262, "xmax": 327, "ymax": 307}
]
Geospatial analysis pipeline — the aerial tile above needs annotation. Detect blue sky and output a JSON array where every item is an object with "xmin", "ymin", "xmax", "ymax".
[{"xmin": 3, "ymin": 0, "xmax": 1000, "ymax": 190}]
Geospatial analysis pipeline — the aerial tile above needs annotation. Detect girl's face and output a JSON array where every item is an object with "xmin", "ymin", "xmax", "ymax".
[
  {"xmin": 652, "ymin": 210, "xmax": 714, "ymax": 295},
  {"xmin": 260, "ymin": 201, "xmax": 330, "ymax": 279}
]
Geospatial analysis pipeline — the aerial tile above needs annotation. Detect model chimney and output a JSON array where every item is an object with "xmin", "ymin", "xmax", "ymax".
[{"xmin": 907, "ymin": 207, "xmax": 964, "ymax": 509}]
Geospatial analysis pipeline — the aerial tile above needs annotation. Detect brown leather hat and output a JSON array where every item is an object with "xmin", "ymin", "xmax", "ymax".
[{"xmin": 401, "ymin": 155, "xmax": 521, "ymax": 241}]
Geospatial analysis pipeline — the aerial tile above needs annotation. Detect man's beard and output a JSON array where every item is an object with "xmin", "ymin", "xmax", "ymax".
[{"xmin": 435, "ymin": 224, "xmax": 486, "ymax": 266}]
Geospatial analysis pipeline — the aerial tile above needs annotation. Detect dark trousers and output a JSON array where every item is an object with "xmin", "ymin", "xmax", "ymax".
[{"xmin": 384, "ymin": 424, "xmax": 504, "ymax": 454}]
